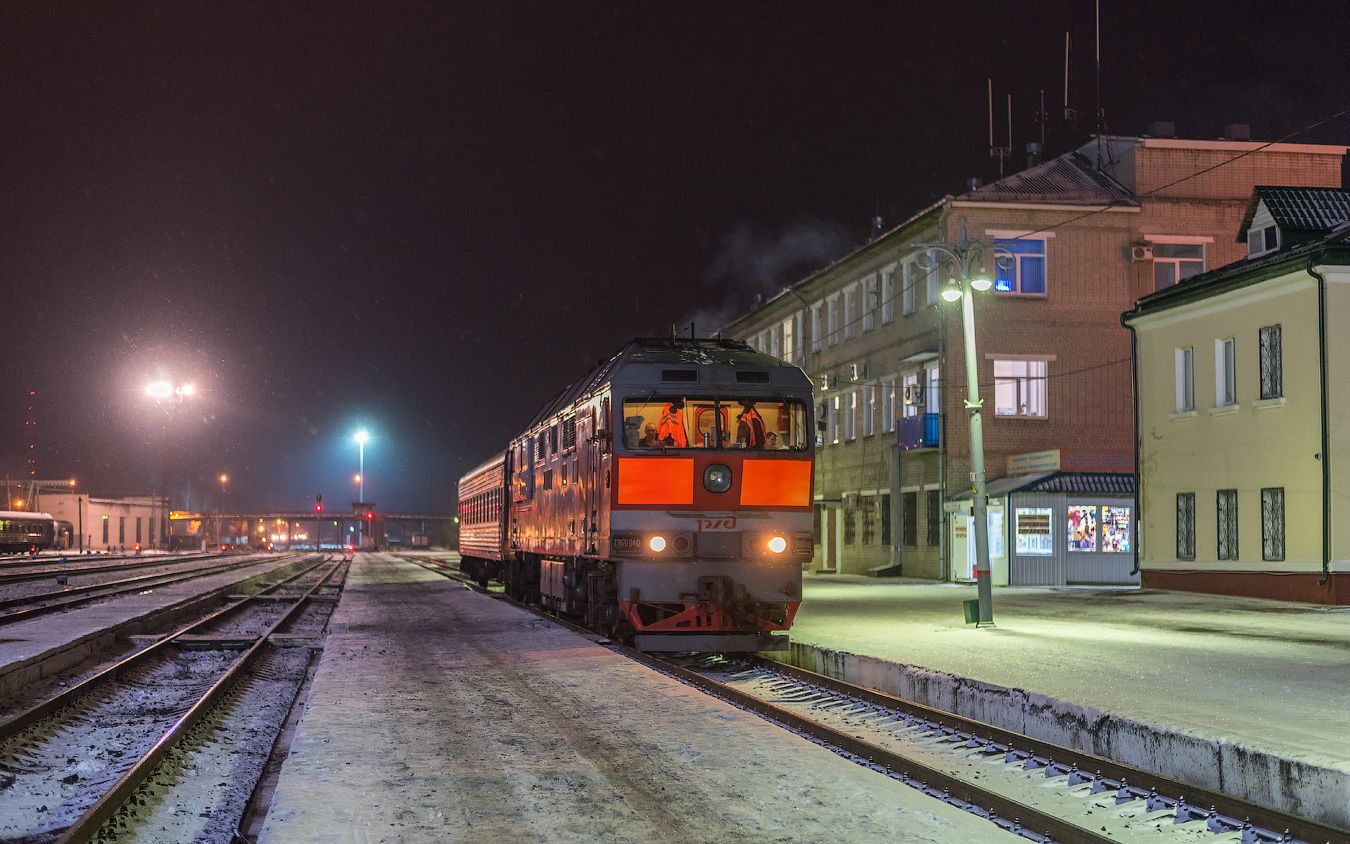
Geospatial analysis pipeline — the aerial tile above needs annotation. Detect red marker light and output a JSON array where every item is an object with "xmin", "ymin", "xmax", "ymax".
[
  {"xmin": 365, "ymin": 511, "xmax": 374, "ymax": 521},
  {"xmin": 314, "ymin": 504, "xmax": 323, "ymax": 513}
]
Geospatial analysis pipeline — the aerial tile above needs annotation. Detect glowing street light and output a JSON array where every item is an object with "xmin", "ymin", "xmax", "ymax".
[{"xmin": 145, "ymin": 381, "xmax": 174, "ymax": 400}]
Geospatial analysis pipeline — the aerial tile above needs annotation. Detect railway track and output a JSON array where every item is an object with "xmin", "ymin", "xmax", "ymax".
[
  {"xmin": 0, "ymin": 552, "xmax": 301, "ymax": 626},
  {"xmin": 0, "ymin": 550, "xmax": 211, "ymax": 571},
  {"xmin": 0, "ymin": 555, "xmax": 347, "ymax": 843},
  {"xmin": 0, "ymin": 551, "xmax": 223, "ymax": 584},
  {"xmin": 402, "ymin": 554, "xmax": 1347, "ymax": 844}
]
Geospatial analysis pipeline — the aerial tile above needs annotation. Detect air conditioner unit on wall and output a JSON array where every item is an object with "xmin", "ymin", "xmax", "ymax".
[
  {"xmin": 850, "ymin": 362, "xmax": 868, "ymax": 381},
  {"xmin": 904, "ymin": 384, "xmax": 925, "ymax": 406},
  {"xmin": 1129, "ymin": 244, "xmax": 1154, "ymax": 262}
]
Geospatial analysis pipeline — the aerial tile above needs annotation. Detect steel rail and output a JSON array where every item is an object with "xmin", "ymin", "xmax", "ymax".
[
  {"xmin": 0, "ymin": 551, "xmax": 224, "ymax": 584},
  {"xmin": 0, "ymin": 550, "xmax": 210, "ymax": 571},
  {"xmin": 0, "ymin": 553, "xmax": 292, "ymax": 624},
  {"xmin": 756, "ymin": 658, "xmax": 1346, "ymax": 843},
  {"xmin": 402, "ymin": 556, "xmax": 1346, "ymax": 843},
  {"xmin": 0, "ymin": 554, "xmax": 330, "ymax": 737},
  {"xmin": 54, "ymin": 558, "xmax": 348, "ymax": 844}
]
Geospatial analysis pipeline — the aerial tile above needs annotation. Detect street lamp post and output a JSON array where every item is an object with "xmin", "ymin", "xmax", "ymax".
[
  {"xmin": 920, "ymin": 218, "xmax": 1000, "ymax": 626},
  {"xmin": 353, "ymin": 430, "xmax": 369, "ymax": 548},
  {"xmin": 145, "ymin": 380, "xmax": 196, "ymax": 551}
]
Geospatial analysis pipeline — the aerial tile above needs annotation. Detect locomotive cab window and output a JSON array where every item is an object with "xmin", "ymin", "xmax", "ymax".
[{"xmin": 621, "ymin": 396, "xmax": 809, "ymax": 451}]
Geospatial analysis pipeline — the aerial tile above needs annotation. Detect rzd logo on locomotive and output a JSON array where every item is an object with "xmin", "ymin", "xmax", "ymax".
[{"xmin": 696, "ymin": 517, "xmax": 737, "ymax": 531}]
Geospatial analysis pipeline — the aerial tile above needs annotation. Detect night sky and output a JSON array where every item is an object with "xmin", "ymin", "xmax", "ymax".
[{"xmin": 2, "ymin": 2, "xmax": 1346, "ymax": 513}]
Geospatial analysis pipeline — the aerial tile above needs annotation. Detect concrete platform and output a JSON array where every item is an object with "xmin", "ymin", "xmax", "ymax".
[
  {"xmin": 788, "ymin": 575, "xmax": 1350, "ymax": 829},
  {"xmin": 258, "ymin": 554, "xmax": 1010, "ymax": 843},
  {"xmin": 0, "ymin": 554, "xmax": 299, "ymax": 701}
]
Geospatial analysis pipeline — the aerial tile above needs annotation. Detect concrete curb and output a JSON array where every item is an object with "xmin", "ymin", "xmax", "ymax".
[{"xmin": 783, "ymin": 640, "xmax": 1350, "ymax": 830}]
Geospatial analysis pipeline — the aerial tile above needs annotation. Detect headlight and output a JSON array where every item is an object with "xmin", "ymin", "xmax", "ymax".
[
  {"xmin": 767, "ymin": 535, "xmax": 787, "ymax": 554},
  {"xmin": 648, "ymin": 535, "xmax": 667, "ymax": 553},
  {"xmin": 704, "ymin": 463, "xmax": 732, "ymax": 493}
]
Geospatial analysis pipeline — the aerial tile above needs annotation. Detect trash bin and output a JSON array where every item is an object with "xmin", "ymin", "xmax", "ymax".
[{"xmin": 962, "ymin": 599, "xmax": 980, "ymax": 624}]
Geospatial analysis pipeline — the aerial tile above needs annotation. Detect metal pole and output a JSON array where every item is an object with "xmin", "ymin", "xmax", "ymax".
[
  {"xmin": 959, "ymin": 268, "xmax": 994, "ymax": 626},
  {"xmin": 357, "ymin": 440, "xmax": 364, "ymax": 549}
]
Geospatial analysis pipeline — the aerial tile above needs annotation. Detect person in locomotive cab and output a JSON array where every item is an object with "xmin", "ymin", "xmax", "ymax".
[
  {"xmin": 736, "ymin": 400, "xmax": 767, "ymax": 449},
  {"xmin": 657, "ymin": 400, "xmax": 687, "ymax": 447},
  {"xmin": 765, "ymin": 431, "xmax": 781, "ymax": 450},
  {"xmin": 639, "ymin": 423, "xmax": 661, "ymax": 448}
]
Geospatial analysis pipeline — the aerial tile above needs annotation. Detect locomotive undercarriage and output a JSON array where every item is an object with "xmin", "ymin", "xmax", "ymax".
[{"xmin": 501, "ymin": 552, "xmax": 794, "ymax": 651}]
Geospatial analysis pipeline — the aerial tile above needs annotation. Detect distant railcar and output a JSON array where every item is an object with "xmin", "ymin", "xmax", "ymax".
[
  {"xmin": 458, "ymin": 337, "xmax": 814, "ymax": 652},
  {"xmin": 0, "ymin": 511, "xmax": 57, "ymax": 553}
]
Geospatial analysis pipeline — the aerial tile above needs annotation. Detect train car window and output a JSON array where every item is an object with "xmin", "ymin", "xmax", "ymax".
[{"xmin": 621, "ymin": 397, "xmax": 809, "ymax": 451}]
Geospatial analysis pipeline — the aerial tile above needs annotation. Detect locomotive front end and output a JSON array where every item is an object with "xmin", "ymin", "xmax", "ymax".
[{"xmin": 610, "ymin": 384, "xmax": 813, "ymax": 652}]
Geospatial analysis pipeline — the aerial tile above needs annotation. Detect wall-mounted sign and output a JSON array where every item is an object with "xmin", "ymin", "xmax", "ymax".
[{"xmin": 1007, "ymin": 449, "xmax": 1061, "ymax": 475}]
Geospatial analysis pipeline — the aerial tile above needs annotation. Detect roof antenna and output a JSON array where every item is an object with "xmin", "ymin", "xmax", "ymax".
[
  {"xmin": 1063, "ymin": 31, "xmax": 1079, "ymax": 137},
  {"xmin": 988, "ymin": 79, "xmax": 1011, "ymax": 178},
  {"xmin": 689, "ymin": 321, "xmax": 696, "ymax": 339}
]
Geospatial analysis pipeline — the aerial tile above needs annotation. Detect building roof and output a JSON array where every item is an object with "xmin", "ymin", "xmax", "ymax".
[
  {"xmin": 1237, "ymin": 186, "xmax": 1350, "ymax": 241},
  {"xmin": 948, "ymin": 472, "xmax": 1135, "ymax": 500},
  {"xmin": 959, "ymin": 151, "xmax": 1135, "ymax": 206},
  {"xmin": 1125, "ymin": 222, "xmax": 1350, "ymax": 320}
]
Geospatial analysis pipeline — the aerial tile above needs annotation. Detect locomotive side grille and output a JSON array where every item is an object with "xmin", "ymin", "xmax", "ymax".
[
  {"xmin": 734, "ymin": 371, "xmax": 770, "ymax": 383},
  {"xmin": 660, "ymin": 369, "xmax": 698, "ymax": 382}
]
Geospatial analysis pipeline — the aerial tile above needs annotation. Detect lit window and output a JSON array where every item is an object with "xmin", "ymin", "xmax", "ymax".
[
  {"xmin": 993, "ymin": 239, "xmax": 1047, "ymax": 295},
  {"xmin": 993, "ymin": 359, "xmax": 1047, "ymax": 418}
]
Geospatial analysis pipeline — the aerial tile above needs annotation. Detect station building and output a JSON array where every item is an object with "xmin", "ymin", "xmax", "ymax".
[
  {"xmin": 723, "ymin": 134, "xmax": 1345, "ymax": 586},
  {"xmin": 1123, "ymin": 187, "xmax": 1350, "ymax": 604},
  {"xmin": 35, "ymin": 493, "xmax": 168, "ymax": 552}
]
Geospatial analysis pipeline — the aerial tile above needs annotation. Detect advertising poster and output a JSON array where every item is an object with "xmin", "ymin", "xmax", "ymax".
[
  {"xmin": 1067, "ymin": 505, "xmax": 1097, "ymax": 552},
  {"xmin": 1102, "ymin": 506, "xmax": 1132, "ymax": 553}
]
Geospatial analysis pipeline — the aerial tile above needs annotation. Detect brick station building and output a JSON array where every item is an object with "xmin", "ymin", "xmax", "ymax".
[{"xmin": 724, "ymin": 134, "xmax": 1344, "ymax": 587}]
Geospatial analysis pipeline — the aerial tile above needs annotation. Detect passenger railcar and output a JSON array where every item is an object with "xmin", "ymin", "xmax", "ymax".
[
  {"xmin": 0, "ymin": 511, "xmax": 56, "ymax": 553},
  {"xmin": 456, "ymin": 452, "xmax": 508, "ymax": 586},
  {"xmin": 458, "ymin": 337, "xmax": 814, "ymax": 652}
]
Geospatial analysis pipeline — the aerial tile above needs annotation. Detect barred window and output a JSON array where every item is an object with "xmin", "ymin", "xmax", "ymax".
[
  {"xmin": 880, "ymin": 494, "xmax": 891, "ymax": 545},
  {"xmin": 1261, "ymin": 487, "xmax": 1285, "ymax": 561},
  {"xmin": 861, "ymin": 498, "xmax": 876, "ymax": 545},
  {"xmin": 902, "ymin": 491, "xmax": 918, "ymax": 547},
  {"xmin": 1176, "ymin": 493, "xmax": 1195, "ymax": 560},
  {"xmin": 927, "ymin": 490, "xmax": 942, "ymax": 547},
  {"xmin": 843, "ymin": 506, "xmax": 857, "ymax": 545},
  {"xmin": 1259, "ymin": 325, "xmax": 1282, "ymax": 400},
  {"xmin": 1217, "ymin": 489, "xmax": 1238, "ymax": 561}
]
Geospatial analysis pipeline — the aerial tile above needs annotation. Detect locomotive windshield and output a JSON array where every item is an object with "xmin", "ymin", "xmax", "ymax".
[{"xmin": 621, "ymin": 397, "xmax": 808, "ymax": 451}]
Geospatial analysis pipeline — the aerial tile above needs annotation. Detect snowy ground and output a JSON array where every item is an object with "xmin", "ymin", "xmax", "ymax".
[
  {"xmin": 789, "ymin": 575, "xmax": 1350, "ymax": 826},
  {"xmin": 258, "ymin": 554, "xmax": 1015, "ymax": 843}
]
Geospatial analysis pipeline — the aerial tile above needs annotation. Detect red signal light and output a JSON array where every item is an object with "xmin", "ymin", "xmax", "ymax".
[
  {"xmin": 314, "ymin": 504, "xmax": 323, "ymax": 513},
  {"xmin": 365, "ymin": 511, "xmax": 374, "ymax": 521}
]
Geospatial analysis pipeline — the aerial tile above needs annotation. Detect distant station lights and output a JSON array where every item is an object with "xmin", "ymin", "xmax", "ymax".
[{"xmin": 145, "ymin": 380, "xmax": 196, "ymax": 400}]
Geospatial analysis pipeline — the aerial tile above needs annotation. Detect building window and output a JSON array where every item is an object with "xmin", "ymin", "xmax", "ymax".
[
  {"xmin": 812, "ymin": 503, "xmax": 822, "ymax": 545},
  {"xmin": 994, "ymin": 238, "xmax": 1047, "ymax": 295},
  {"xmin": 844, "ymin": 286, "xmax": 857, "ymax": 339},
  {"xmin": 1153, "ymin": 243, "xmax": 1205, "ymax": 290},
  {"xmin": 863, "ymin": 386, "xmax": 876, "ymax": 436},
  {"xmin": 811, "ymin": 303, "xmax": 823, "ymax": 353},
  {"xmin": 924, "ymin": 363, "xmax": 940, "ymax": 410},
  {"xmin": 902, "ymin": 260, "xmax": 917, "ymax": 315},
  {"xmin": 1261, "ymin": 487, "xmax": 1285, "ymax": 561},
  {"xmin": 102, "ymin": 516, "xmax": 109, "ymax": 544},
  {"xmin": 1247, "ymin": 224, "xmax": 1279, "ymax": 257},
  {"xmin": 118, "ymin": 517, "xmax": 126, "ymax": 544},
  {"xmin": 828, "ymin": 395, "xmax": 840, "ymax": 444},
  {"xmin": 844, "ymin": 505, "xmax": 856, "ymax": 545},
  {"xmin": 926, "ymin": 490, "xmax": 941, "ymax": 546},
  {"xmin": 135, "ymin": 517, "xmax": 142, "ymax": 544},
  {"xmin": 1217, "ymin": 489, "xmax": 1239, "ymax": 560},
  {"xmin": 845, "ymin": 390, "xmax": 858, "ymax": 440},
  {"xmin": 1215, "ymin": 338, "xmax": 1236, "ymax": 406},
  {"xmin": 901, "ymin": 491, "xmax": 918, "ymax": 547},
  {"xmin": 924, "ymin": 252, "xmax": 940, "ymax": 303},
  {"xmin": 881, "ymin": 270, "xmax": 896, "ymax": 324},
  {"xmin": 1174, "ymin": 347, "xmax": 1194, "ymax": 412},
  {"xmin": 827, "ymin": 295, "xmax": 840, "ymax": 346},
  {"xmin": 994, "ymin": 359, "xmax": 1047, "ymax": 418},
  {"xmin": 901, "ymin": 373, "xmax": 921, "ymax": 418},
  {"xmin": 880, "ymin": 379, "xmax": 896, "ymax": 433},
  {"xmin": 863, "ymin": 275, "xmax": 878, "ymax": 332},
  {"xmin": 1259, "ymin": 325, "xmax": 1282, "ymax": 400},
  {"xmin": 880, "ymin": 494, "xmax": 892, "ymax": 545},
  {"xmin": 861, "ymin": 496, "xmax": 876, "ymax": 544},
  {"xmin": 782, "ymin": 316, "xmax": 796, "ymax": 363},
  {"xmin": 1176, "ymin": 493, "xmax": 1195, "ymax": 560}
]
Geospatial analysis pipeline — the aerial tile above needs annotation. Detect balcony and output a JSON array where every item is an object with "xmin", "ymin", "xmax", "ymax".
[{"xmin": 898, "ymin": 412, "xmax": 940, "ymax": 450}]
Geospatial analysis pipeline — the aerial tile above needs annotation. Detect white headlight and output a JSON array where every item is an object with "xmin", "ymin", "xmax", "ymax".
[
  {"xmin": 767, "ymin": 535, "xmax": 787, "ymax": 554},
  {"xmin": 648, "ymin": 535, "xmax": 667, "ymax": 553}
]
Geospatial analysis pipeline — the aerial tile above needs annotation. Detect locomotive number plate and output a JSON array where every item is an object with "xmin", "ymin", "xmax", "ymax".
[{"xmin": 696, "ymin": 517, "xmax": 738, "ymax": 531}]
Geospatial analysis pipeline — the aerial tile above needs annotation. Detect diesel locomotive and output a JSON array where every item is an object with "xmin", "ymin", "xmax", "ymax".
[{"xmin": 457, "ymin": 337, "xmax": 815, "ymax": 651}]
